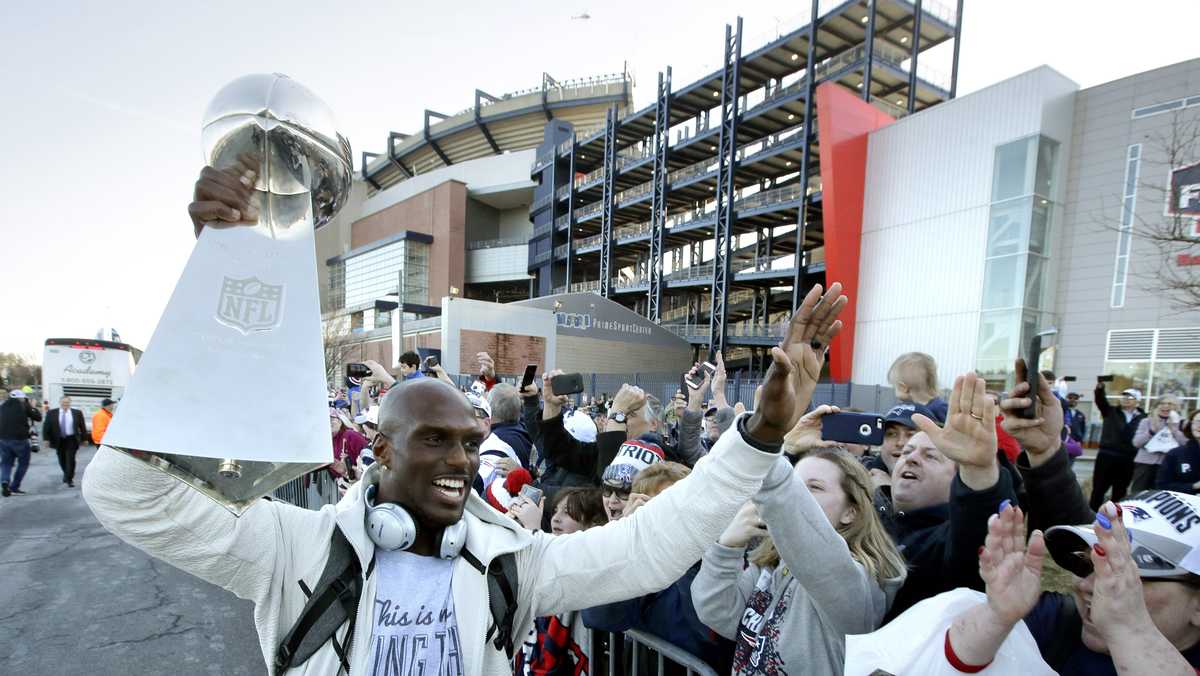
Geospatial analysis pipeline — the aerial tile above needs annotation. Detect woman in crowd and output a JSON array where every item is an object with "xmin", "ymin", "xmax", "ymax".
[
  {"xmin": 1156, "ymin": 409, "xmax": 1200, "ymax": 494},
  {"xmin": 328, "ymin": 407, "xmax": 367, "ymax": 481},
  {"xmin": 1130, "ymin": 394, "xmax": 1188, "ymax": 492},
  {"xmin": 691, "ymin": 446, "xmax": 907, "ymax": 675}
]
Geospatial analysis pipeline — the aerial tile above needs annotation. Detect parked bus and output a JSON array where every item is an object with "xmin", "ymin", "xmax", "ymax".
[{"xmin": 42, "ymin": 338, "xmax": 140, "ymax": 420}]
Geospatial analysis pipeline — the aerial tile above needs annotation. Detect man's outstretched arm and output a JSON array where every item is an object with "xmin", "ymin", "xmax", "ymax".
[{"xmin": 520, "ymin": 283, "xmax": 848, "ymax": 618}]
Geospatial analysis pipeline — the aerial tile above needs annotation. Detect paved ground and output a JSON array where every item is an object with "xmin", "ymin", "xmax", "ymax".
[{"xmin": 0, "ymin": 445, "xmax": 265, "ymax": 675}]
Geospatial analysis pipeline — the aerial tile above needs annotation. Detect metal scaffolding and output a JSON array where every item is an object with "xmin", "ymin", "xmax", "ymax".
[
  {"xmin": 708, "ymin": 18, "xmax": 743, "ymax": 357},
  {"xmin": 599, "ymin": 106, "xmax": 618, "ymax": 298},
  {"xmin": 648, "ymin": 67, "xmax": 672, "ymax": 322}
]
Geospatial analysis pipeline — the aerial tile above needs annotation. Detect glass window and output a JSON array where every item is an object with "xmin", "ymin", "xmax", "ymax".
[
  {"xmin": 1029, "ymin": 199, "xmax": 1051, "ymax": 255},
  {"xmin": 1152, "ymin": 362, "xmax": 1200, "ymax": 401},
  {"xmin": 1100, "ymin": 361, "xmax": 1152, "ymax": 398},
  {"xmin": 982, "ymin": 255, "xmax": 1024, "ymax": 310},
  {"xmin": 977, "ymin": 310, "xmax": 1019, "ymax": 375},
  {"xmin": 1023, "ymin": 255, "xmax": 1047, "ymax": 309},
  {"xmin": 1034, "ymin": 137, "xmax": 1060, "ymax": 197},
  {"xmin": 986, "ymin": 198, "xmax": 1031, "ymax": 257},
  {"xmin": 992, "ymin": 137, "xmax": 1035, "ymax": 202}
]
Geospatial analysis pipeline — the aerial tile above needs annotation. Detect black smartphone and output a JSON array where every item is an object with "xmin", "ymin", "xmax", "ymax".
[
  {"xmin": 551, "ymin": 372, "xmax": 585, "ymax": 396},
  {"xmin": 422, "ymin": 355, "xmax": 439, "ymax": 372},
  {"xmin": 521, "ymin": 364, "xmax": 538, "ymax": 389},
  {"xmin": 821, "ymin": 412, "xmax": 885, "ymax": 446},
  {"xmin": 1098, "ymin": 374, "xmax": 1116, "ymax": 383},
  {"xmin": 1018, "ymin": 331, "xmax": 1054, "ymax": 420},
  {"xmin": 1063, "ymin": 376, "xmax": 1077, "ymax": 382},
  {"xmin": 346, "ymin": 363, "xmax": 371, "ymax": 379}
]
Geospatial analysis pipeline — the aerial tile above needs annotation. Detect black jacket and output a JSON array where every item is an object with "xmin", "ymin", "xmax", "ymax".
[
  {"xmin": 1017, "ymin": 447, "xmax": 1094, "ymax": 537},
  {"xmin": 1156, "ymin": 441, "xmax": 1200, "ymax": 494},
  {"xmin": 0, "ymin": 398, "xmax": 42, "ymax": 441},
  {"xmin": 879, "ymin": 467, "xmax": 1018, "ymax": 621},
  {"xmin": 43, "ymin": 407, "xmax": 88, "ymax": 448},
  {"xmin": 1093, "ymin": 385, "xmax": 1146, "ymax": 459}
]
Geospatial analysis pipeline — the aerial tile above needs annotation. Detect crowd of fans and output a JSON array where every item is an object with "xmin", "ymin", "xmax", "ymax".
[{"xmin": 308, "ymin": 333, "xmax": 1200, "ymax": 676}]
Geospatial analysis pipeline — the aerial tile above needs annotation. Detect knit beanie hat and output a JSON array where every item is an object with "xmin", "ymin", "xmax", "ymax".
[{"xmin": 602, "ymin": 438, "xmax": 665, "ymax": 490}]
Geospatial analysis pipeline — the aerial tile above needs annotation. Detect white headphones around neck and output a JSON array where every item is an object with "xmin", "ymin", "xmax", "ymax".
[{"xmin": 364, "ymin": 484, "xmax": 467, "ymax": 560}]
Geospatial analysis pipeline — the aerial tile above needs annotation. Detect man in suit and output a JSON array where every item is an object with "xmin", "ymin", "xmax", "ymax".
[{"xmin": 44, "ymin": 396, "xmax": 87, "ymax": 487}]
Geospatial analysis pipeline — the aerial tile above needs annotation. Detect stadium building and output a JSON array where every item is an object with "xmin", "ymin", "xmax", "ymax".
[{"xmin": 316, "ymin": 0, "xmax": 1198, "ymax": 413}]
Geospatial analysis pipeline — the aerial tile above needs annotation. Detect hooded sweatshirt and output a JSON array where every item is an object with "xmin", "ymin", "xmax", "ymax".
[{"xmin": 692, "ymin": 457, "xmax": 906, "ymax": 676}]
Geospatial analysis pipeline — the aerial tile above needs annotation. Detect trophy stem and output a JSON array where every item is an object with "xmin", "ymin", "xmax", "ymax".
[{"xmin": 218, "ymin": 459, "xmax": 243, "ymax": 479}]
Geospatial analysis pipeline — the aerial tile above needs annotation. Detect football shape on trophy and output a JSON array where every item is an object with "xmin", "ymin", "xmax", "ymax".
[
  {"xmin": 101, "ymin": 73, "xmax": 353, "ymax": 513},
  {"xmin": 201, "ymin": 73, "xmax": 352, "ymax": 234}
]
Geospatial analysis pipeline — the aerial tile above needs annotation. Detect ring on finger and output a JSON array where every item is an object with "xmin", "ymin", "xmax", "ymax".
[{"xmin": 970, "ymin": 412, "xmax": 984, "ymax": 421}]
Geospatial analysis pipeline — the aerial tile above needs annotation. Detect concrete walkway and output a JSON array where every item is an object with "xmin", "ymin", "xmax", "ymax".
[{"xmin": 0, "ymin": 445, "xmax": 264, "ymax": 675}]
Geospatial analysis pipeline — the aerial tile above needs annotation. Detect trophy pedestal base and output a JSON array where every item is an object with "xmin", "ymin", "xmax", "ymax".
[{"xmin": 111, "ymin": 446, "xmax": 327, "ymax": 515}]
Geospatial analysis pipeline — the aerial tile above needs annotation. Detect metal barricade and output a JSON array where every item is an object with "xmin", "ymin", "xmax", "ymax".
[
  {"xmin": 586, "ymin": 628, "xmax": 718, "ymax": 676},
  {"xmin": 270, "ymin": 469, "xmax": 342, "ymax": 510}
]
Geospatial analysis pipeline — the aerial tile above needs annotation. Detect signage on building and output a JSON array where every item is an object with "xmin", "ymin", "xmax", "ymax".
[
  {"xmin": 516, "ymin": 293, "xmax": 688, "ymax": 348},
  {"xmin": 1169, "ymin": 162, "xmax": 1200, "ymax": 217}
]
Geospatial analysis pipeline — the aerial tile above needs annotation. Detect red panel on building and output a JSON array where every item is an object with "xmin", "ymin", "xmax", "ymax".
[{"xmin": 814, "ymin": 83, "xmax": 894, "ymax": 382}]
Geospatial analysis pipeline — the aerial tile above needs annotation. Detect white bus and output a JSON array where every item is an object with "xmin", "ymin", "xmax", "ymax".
[{"xmin": 42, "ymin": 338, "xmax": 140, "ymax": 420}]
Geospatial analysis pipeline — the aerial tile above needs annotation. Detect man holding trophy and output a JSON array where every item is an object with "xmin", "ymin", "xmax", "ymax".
[{"xmin": 83, "ymin": 72, "xmax": 850, "ymax": 675}]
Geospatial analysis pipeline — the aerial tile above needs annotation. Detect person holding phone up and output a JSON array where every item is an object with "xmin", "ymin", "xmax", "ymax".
[{"xmin": 1090, "ymin": 379, "xmax": 1148, "ymax": 510}]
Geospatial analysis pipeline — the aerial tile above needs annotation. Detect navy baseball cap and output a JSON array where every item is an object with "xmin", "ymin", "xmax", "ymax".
[{"xmin": 883, "ymin": 402, "xmax": 935, "ymax": 430}]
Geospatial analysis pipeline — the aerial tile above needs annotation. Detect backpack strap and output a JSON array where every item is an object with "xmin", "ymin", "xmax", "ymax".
[
  {"xmin": 274, "ymin": 528, "xmax": 366, "ymax": 674},
  {"xmin": 462, "ymin": 548, "xmax": 521, "ymax": 660}
]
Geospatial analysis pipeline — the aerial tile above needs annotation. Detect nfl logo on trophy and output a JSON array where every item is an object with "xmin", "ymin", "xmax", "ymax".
[{"xmin": 216, "ymin": 276, "xmax": 285, "ymax": 334}]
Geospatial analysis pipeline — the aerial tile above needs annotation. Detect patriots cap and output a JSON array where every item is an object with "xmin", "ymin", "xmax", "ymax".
[
  {"xmin": 1046, "ymin": 490, "xmax": 1200, "ymax": 580},
  {"xmin": 882, "ymin": 402, "xmax": 935, "ymax": 430}
]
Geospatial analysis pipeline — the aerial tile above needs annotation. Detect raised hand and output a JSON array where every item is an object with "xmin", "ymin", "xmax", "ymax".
[
  {"xmin": 508, "ymin": 496, "xmax": 544, "ymax": 531},
  {"xmin": 782, "ymin": 404, "xmax": 841, "ymax": 457},
  {"xmin": 712, "ymin": 352, "xmax": 729, "ymax": 407},
  {"xmin": 477, "ymin": 352, "xmax": 496, "ymax": 380},
  {"xmin": 610, "ymin": 384, "xmax": 647, "ymax": 417},
  {"xmin": 718, "ymin": 502, "xmax": 769, "ymax": 548},
  {"xmin": 541, "ymin": 370, "xmax": 571, "ymax": 419},
  {"xmin": 914, "ymin": 372, "xmax": 997, "ymax": 469},
  {"xmin": 999, "ymin": 359, "xmax": 1064, "ymax": 464},
  {"xmin": 748, "ymin": 282, "xmax": 847, "ymax": 444},
  {"xmin": 981, "ymin": 503, "xmax": 1046, "ymax": 625},
  {"xmin": 685, "ymin": 363, "xmax": 712, "ymax": 411},
  {"xmin": 1088, "ymin": 502, "xmax": 1154, "ymax": 635}
]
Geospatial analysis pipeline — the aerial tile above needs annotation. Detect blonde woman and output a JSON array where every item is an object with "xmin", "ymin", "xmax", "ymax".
[
  {"xmin": 692, "ymin": 444, "xmax": 907, "ymax": 675},
  {"xmin": 1130, "ymin": 393, "xmax": 1188, "ymax": 492}
]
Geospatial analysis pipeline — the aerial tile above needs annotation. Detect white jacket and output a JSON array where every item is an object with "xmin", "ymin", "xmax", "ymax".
[{"xmin": 82, "ymin": 421, "xmax": 779, "ymax": 675}]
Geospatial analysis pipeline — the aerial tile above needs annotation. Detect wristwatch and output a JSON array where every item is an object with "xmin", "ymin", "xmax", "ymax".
[{"xmin": 609, "ymin": 410, "xmax": 628, "ymax": 424}]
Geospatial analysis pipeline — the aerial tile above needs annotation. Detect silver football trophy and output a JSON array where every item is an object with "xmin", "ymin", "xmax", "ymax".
[{"xmin": 102, "ymin": 73, "xmax": 352, "ymax": 514}]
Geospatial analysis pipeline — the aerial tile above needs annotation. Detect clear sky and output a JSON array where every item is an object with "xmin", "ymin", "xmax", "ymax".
[{"xmin": 2, "ymin": 0, "xmax": 1198, "ymax": 360}]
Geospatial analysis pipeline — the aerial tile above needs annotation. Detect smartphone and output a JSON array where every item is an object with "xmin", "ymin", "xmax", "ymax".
[
  {"xmin": 701, "ymin": 361, "xmax": 717, "ymax": 377},
  {"xmin": 521, "ymin": 364, "xmax": 538, "ymax": 389},
  {"xmin": 1097, "ymin": 375, "xmax": 1116, "ymax": 383},
  {"xmin": 821, "ymin": 412, "xmax": 885, "ymax": 446},
  {"xmin": 422, "ymin": 355, "xmax": 439, "ymax": 371},
  {"xmin": 1063, "ymin": 376, "xmax": 1077, "ymax": 382},
  {"xmin": 346, "ymin": 363, "xmax": 371, "ymax": 379},
  {"xmin": 1019, "ymin": 329, "xmax": 1058, "ymax": 420},
  {"xmin": 519, "ymin": 484, "xmax": 543, "ymax": 505},
  {"xmin": 550, "ymin": 372, "xmax": 585, "ymax": 396}
]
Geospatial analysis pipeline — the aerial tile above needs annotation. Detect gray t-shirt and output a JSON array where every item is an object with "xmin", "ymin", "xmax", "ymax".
[{"xmin": 367, "ymin": 548, "xmax": 463, "ymax": 676}]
